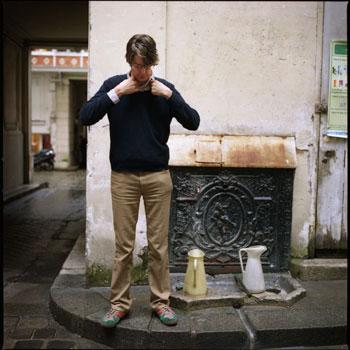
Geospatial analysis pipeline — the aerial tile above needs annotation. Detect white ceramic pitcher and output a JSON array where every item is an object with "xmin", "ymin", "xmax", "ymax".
[{"xmin": 239, "ymin": 245, "xmax": 267, "ymax": 294}]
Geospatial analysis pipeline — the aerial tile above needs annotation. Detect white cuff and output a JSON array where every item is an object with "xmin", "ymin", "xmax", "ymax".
[{"xmin": 107, "ymin": 88, "xmax": 120, "ymax": 104}]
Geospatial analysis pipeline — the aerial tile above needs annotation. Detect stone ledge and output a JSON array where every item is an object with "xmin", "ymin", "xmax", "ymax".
[
  {"xmin": 168, "ymin": 134, "xmax": 297, "ymax": 168},
  {"xmin": 3, "ymin": 182, "xmax": 48, "ymax": 203},
  {"xmin": 49, "ymin": 234, "xmax": 347, "ymax": 349},
  {"xmin": 290, "ymin": 258, "xmax": 347, "ymax": 280},
  {"xmin": 49, "ymin": 285, "xmax": 248, "ymax": 349},
  {"xmin": 170, "ymin": 272, "xmax": 306, "ymax": 310},
  {"xmin": 54, "ymin": 165, "xmax": 80, "ymax": 171}
]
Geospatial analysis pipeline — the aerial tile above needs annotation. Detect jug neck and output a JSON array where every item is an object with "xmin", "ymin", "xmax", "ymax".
[
  {"xmin": 244, "ymin": 246, "xmax": 266, "ymax": 255},
  {"xmin": 189, "ymin": 256, "xmax": 203, "ymax": 261}
]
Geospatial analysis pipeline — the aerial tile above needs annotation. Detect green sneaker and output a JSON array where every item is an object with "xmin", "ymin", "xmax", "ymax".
[
  {"xmin": 154, "ymin": 305, "xmax": 177, "ymax": 326},
  {"xmin": 101, "ymin": 308, "xmax": 127, "ymax": 328}
]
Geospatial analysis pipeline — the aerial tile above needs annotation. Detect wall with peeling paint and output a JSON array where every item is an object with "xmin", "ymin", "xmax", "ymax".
[
  {"xmin": 315, "ymin": 2, "xmax": 348, "ymax": 252},
  {"xmin": 85, "ymin": 2, "xmax": 328, "ymax": 271}
]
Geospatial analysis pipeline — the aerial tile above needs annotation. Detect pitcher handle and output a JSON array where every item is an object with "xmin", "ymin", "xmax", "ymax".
[
  {"xmin": 239, "ymin": 249, "xmax": 246, "ymax": 273},
  {"xmin": 193, "ymin": 259, "xmax": 197, "ymax": 288}
]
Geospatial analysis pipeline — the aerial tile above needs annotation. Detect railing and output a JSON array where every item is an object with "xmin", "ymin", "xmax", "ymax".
[{"xmin": 31, "ymin": 49, "xmax": 88, "ymax": 72}]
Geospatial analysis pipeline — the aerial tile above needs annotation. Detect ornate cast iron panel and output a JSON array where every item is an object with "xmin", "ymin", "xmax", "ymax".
[{"xmin": 169, "ymin": 167, "xmax": 294, "ymax": 274}]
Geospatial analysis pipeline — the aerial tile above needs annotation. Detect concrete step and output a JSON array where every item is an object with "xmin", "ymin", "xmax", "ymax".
[
  {"xmin": 3, "ymin": 182, "xmax": 48, "ymax": 203},
  {"xmin": 290, "ymin": 258, "xmax": 347, "ymax": 280},
  {"xmin": 49, "ymin": 234, "xmax": 347, "ymax": 349}
]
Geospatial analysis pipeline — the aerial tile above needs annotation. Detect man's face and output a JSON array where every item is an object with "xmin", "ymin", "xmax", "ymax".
[{"xmin": 130, "ymin": 55, "xmax": 153, "ymax": 85}]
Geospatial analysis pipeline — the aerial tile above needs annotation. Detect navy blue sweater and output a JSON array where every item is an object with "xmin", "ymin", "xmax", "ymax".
[{"xmin": 79, "ymin": 74, "xmax": 200, "ymax": 172}]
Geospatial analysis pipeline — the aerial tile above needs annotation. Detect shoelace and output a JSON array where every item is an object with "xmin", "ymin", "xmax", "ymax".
[
  {"xmin": 107, "ymin": 309, "xmax": 123, "ymax": 318},
  {"xmin": 158, "ymin": 305, "xmax": 175, "ymax": 318}
]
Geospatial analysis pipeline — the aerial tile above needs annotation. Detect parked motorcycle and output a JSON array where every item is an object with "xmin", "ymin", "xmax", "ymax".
[{"xmin": 34, "ymin": 148, "xmax": 55, "ymax": 171}]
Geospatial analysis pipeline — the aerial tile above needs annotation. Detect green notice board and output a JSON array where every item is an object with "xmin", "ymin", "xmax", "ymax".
[{"xmin": 327, "ymin": 41, "xmax": 347, "ymax": 138}]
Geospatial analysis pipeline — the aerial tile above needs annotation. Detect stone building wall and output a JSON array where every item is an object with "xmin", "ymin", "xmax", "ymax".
[{"xmin": 84, "ymin": 2, "xmax": 331, "ymax": 277}]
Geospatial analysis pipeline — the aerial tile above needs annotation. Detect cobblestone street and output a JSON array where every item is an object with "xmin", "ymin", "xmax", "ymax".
[{"xmin": 3, "ymin": 170, "xmax": 111, "ymax": 349}]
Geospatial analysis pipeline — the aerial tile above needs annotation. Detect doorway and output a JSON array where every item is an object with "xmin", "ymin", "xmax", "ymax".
[
  {"xmin": 70, "ymin": 80, "xmax": 87, "ymax": 168},
  {"xmin": 3, "ymin": 0, "xmax": 88, "ymax": 194}
]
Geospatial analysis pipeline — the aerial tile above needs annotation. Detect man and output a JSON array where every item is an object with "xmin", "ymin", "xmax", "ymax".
[{"xmin": 80, "ymin": 34, "xmax": 200, "ymax": 327}]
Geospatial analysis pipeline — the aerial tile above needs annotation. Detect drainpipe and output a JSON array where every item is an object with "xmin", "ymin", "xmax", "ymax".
[{"xmin": 309, "ymin": 1, "xmax": 325, "ymax": 258}]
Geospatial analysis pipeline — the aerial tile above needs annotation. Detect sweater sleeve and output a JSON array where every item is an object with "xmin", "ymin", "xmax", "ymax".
[
  {"xmin": 168, "ymin": 85, "xmax": 200, "ymax": 131},
  {"xmin": 79, "ymin": 80, "xmax": 115, "ymax": 126}
]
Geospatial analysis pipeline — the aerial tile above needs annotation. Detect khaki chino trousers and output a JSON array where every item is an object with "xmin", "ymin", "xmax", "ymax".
[{"xmin": 110, "ymin": 169, "xmax": 173, "ymax": 312}]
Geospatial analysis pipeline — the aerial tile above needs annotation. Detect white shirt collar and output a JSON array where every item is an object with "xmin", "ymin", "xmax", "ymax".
[{"xmin": 127, "ymin": 71, "xmax": 155, "ymax": 91}]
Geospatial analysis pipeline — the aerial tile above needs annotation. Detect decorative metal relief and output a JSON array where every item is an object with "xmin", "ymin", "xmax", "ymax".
[{"xmin": 169, "ymin": 167, "xmax": 295, "ymax": 273}]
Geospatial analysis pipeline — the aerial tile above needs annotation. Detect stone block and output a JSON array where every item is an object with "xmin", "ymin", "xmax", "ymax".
[
  {"xmin": 46, "ymin": 340, "xmax": 76, "ymax": 349},
  {"xmin": 13, "ymin": 340, "xmax": 44, "ymax": 349},
  {"xmin": 290, "ymin": 258, "xmax": 347, "ymax": 280},
  {"xmin": 53, "ymin": 325, "xmax": 79, "ymax": 340},
  {"xmin": 75, "ymin": 337, "xmax": 113, "ymax": 349},
  {"xmin": 148, "ymin": 308, "xmax": 191, "ymax": 349},
  {"xmin": 290, "ymin": 280, "xmax": 347, "ymax": 310},
  {"xmin": 52, "ymin": 273, "xmax": 86, "ymax": 289},
  {"xmin": 190, "ymin": 307, "xmax": 247, "ymax": 349},
  {"xmin": 243, "ymin": 306, "xmax": 347, "ymax": 348},
  {"xmin": 33, "ymin": 328, "xmax": 56, "ymax": 338},
  {"xmin": 2, "ymin": 336, "xmax": 16, "ymax": 349},
  {"xmin": 50, "ymin": 288, "xmax": 108, "ymax": 319},
  {"xmin": 10, "ymin": 328, "xmax": 34, "ymax": 339},
  {"xmin": 83, "ymin": 287, "xmax": 153, "ymax": 349},
  {"xmin": 5, "ymin": 303, "xmax": 51, "ymax": 316},
  {"xmin": 4, "ymin": 283, "xmax": 51, "ymax": 304},
  {"xmin": 17, "ymin": 316, "xmax": 49, "ymax": 329},
  {"xmin": 4, "ymin": 316, "xmax": 20, "ymax": 331}
]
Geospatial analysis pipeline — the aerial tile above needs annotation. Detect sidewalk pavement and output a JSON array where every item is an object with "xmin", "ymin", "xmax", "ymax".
[
  {"xmin": 49, "ymin": 233, "xmax": 348, "ymax": 350},
  {"xmin": 3, "ymin": 170, "xmax": 112, "ymax": 349}
]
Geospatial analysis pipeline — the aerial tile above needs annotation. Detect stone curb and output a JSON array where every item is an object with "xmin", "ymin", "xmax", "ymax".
[
  {"xmin": 3, "ymin": 182, "xmax": 49, "ymax": 203},
  {"xmin": 49, "ymin": 234, "xmax": 348, "ymax": 349},
  {"xmin": 290, "ymin": 258, "xmax": 347, "ymax": 280},
  {"xmin": 49, "ymin": 282, "xmax": 247, "ymax": 349},
  {"xmin": 54, "ymin": 166, "xmax": 80, "ymax": 171}
]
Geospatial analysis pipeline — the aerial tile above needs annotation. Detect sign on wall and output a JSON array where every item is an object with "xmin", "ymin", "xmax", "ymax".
[{"xmin": 326, "ymin": 41, "xmax": 347, "ymax": 138}]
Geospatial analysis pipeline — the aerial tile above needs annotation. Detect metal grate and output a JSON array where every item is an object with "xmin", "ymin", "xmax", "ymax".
[{"xmin": 169, "ymin": 166, "xmax": 295, "ymax": 274}]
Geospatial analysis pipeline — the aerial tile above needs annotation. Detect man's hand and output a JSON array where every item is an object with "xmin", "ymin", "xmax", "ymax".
[
  {"xmin": 114, "ymin": 78, "xmax": 140, "ymax": 97},
  {"xmin": 150, "ymin": 79, "xmax": 173, "ymax": 99}
]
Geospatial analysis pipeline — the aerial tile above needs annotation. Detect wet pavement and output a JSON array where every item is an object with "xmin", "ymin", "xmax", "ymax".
[{"xmin": 3, "ymin": 169, "xmax": 111, "ymax": 349}]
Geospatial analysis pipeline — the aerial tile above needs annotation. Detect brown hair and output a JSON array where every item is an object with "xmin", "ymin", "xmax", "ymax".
[{"xmin": 125, "ymin": 34, "xmax": 159, "ymax": 66}]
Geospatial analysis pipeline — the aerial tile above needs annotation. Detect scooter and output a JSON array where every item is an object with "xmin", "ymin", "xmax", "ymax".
[{"xmin": 34, "ymin": 148, "xmax": 55, "ymax": 171}]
